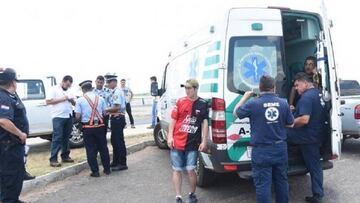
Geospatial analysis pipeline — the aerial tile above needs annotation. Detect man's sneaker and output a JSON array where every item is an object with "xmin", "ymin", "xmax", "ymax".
[
  {"xmin": 90, "ymin": 172, "xmax": 100, "ymax": 177},
  {"xmin": 103, "ymin": 169, "xmax": 111, "ymax": 175},
  {"xmin": 146, "ymin": 125, "xmax": 154, "ymax": 129},
  {"xmin": 305, "ymin": 196, "xmax": 322, "ymax": 203},
  {"xmin": 111, "ymin": 164, "xmax": 128, "ymax": 171},
  {"xmin": 131, "ymin": 125, "xmax": 135, "ymax": 128},
  {"xmin": 175, "ymin": 196, "xmax": 183, "ymax": 203},
  {"xmin": 186, "ymin": 193, "xmax": 198, "ymax": 203},
  {"xmin": 62, "ymin": 157, "xmax": 74, "ymax": 163},
  {"xmin": 24, "ymin": 171, "xmax": 36, "ymax": 181},
  {"xmin": 50, "ymin": 161, "xmax": 61, "ymax": 167}
]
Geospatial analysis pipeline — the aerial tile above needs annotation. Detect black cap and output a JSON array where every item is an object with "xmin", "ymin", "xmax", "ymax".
[
  {"xmin": 104, "ymin": 73, "xmax": 118, "ymax": 82},
  {"xmin": 0, "ymin": 68, "xmax": 18, "ymax": 82},
  {"xmin": 79, "ymin": 80, "xmax": 92, "ymax": 88}
]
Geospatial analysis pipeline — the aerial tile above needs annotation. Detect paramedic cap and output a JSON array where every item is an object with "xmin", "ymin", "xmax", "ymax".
[
  {"xmin": 0, "ymin": 68, "xmax": 18, "ymax": 82},
  {"xmin": 180, "ymin": 79, "xmax": 199, "ymax": 89},
  {"xmin": 104, "ymin": 73, "xmax": 118, "ymax": 82},
  {"xmin": 79, "ymin": 80, "xmax": 92, "ymax": 88}
]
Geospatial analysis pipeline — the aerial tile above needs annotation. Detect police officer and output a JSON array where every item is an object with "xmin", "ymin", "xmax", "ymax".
[
  {"xmin": 93, "ymin": 75, "xmax": 111, "ymax": 132},
  {"xmin": 287, "ymin": 72, "xmax": 326, "ymax": 203},
  {"xmin": 233, "ymin": 75, "xmax": 294, "ymax": 203},
  {"xmin": 75, "ymin": 80, "xmax": 111, "ymax": 177},
  {"xmin": 104, "ymin": 74, "xmax": 128, "ymax": 171},
  {"xmin": 0, "ymin": 68, "xmax": 27, "ymax": 203}
]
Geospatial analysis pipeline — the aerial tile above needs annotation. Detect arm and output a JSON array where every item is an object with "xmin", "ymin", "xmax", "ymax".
[
  {"xmin": 198, "ymin": 119, "xmax": 209, "ymax": 152},
  {"xmin": 129, "ymin": 89, "xmax": 134, "ymax": 102},
  {"xmin": 167, "ymin": 119, "xmax": 176, "ymax": 149},
  {"xmin": 293, "ymin": 115, "xmax": 310, "ymax": 128},
  {"xmin": 68, "ymin": 98, "xmax": 76, "ymax": 106},
  {"xmin": 75, "ymin": 112, "xmax": 81, "ymax": 122},
  {"xmin": 0, "ymin": 118, "xmax": 27, "ymax": 144},
  {"xmin": 289, "ymin": 87, "xmax": 296, "ymax": 110},
  {"xmin": 106, "ymin": 104, "xmax": 120, "ymax": 113},
  {"xmin": 233, "ymin": 91, "xmax": 254, "ymax": 117},
  {"xmin": 46, "ymin": 96, "xmax": 69, "ymax": 105}
]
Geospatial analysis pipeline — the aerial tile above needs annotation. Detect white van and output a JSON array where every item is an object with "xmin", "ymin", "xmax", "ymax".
[
  {"xmin": 154, "ymin": 1, "xmax": 342, "ymax": 186},
  {"xmin": 17, "ymin": 76, "xmax": 84, "ymax": 148}
]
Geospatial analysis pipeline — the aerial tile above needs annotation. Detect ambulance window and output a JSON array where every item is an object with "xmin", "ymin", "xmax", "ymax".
[
  {"xmin": 227, "ymin": 36, "xmax": 284, "ymax": 95},
  {"xmin": 17, "ymin": 80, "xmax": 46, "ymax": 100}
]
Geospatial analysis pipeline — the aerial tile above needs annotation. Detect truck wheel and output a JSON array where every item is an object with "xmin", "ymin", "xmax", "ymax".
[
  {"xmin": 196, "ymin": 156, "xmax": 216, "ymax": 187},
  {"xmin": 69, "ymin": 123, "xmax": 84, "ymax": 148},
  {"xmin": 153, "ymin": 124, "xmax": 169, "ymax": 149}
]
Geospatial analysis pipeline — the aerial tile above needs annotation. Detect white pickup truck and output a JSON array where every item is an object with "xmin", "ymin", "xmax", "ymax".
[
  {"xmin": 17, "ymin": 76, "xmax": 84, "ymax": 148},
  {"xmin": 340, "ymin": 80, "xmax": 360, "ymax": 145}
]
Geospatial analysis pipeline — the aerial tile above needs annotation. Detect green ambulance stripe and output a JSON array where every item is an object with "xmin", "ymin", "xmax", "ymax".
[
  {"xmin": 202, "ymin": 69, "xmax": 219, "ymax": 79},
  {"xmin": 207, "ymin": 41, "xmax": 221, "ymax": 52},
  {"xmin": 205, "ymin": 55, "xmax": 220, "ymax": 66},
  {"xmin": 200, "ymin": 83, "xmax": 218, "ymax": 93}
]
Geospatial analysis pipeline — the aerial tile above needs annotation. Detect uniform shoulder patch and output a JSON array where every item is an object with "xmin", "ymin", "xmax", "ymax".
[{"xmin": 1, "ymin": 105, "xmax": 10, "ymax": 110}]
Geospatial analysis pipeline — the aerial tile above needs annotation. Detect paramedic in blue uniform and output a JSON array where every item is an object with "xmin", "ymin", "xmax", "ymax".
[
  {"xmin": 93, "ymin": 75, "xmax": 111, "ymax": 132},
  {"xmin": 233, "ymin": 75, "xmax": 294, "ymax": 203},
  {"xmin": 105, "ymin": 74, "xmax": 128, "ymax": 171},
  {"xmin": 0, "ymin": 68, "xmax": 27, "ymax": 203},
  {"xmin": 287, "ymin": 72, "xmax": 326, "ymax": 203},
  {"xmin": 75, "ymin": 80, "xmax": 111, "ymax": 177}
]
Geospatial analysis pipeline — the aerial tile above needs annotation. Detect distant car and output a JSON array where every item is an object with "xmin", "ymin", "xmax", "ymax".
[
  {"xmin": 17, "ymin": 76, "xmax": 84, "ymax": 148},
  {"xmin": 339, "ymin": 80, "xmax": 360, "ymax": 144}
]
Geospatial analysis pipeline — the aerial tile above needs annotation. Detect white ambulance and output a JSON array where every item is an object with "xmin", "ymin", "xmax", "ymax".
[{"xmin": 154, "ymin": 1, "xmax": 342, "ymax": 187}]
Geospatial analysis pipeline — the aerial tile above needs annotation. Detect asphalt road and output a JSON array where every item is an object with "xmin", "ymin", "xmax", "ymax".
[{"xmin": 23, "ymin": 139, "xmax": 360, "ymax": 203}]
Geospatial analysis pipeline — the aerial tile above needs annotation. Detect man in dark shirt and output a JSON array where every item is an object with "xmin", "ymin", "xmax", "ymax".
[
  {"xmin": 287, "ymin": 72, "xmax": 326, "ymax": 203},
  {"xmin": 234, "ymin": 75, "xmax": 294, "ymax": 203},
  {"xmin": 167, "ymin": 79, "xmax": 209, "ymax": 203},
  {"xmin": 0, "ymin": 68, "xmax": 28, "ymax": 203}
]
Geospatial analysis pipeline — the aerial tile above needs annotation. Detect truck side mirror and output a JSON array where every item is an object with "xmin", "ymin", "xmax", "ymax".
[{"xmin": 158, "ymin": 88, "xmax": 165, "ymax": 97}]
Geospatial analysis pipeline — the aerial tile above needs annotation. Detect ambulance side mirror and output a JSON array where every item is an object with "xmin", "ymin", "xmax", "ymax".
[{"xmin": 158, "ymin": 88, "xmax": 165, "ymax": 97}]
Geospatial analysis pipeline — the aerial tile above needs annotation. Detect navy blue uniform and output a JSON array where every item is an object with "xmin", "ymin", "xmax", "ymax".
[
  {"xmin": 236, "ymin": 93, "xmax": 294, "ymax": 203},
  {"xmin": 0, "ymin": 90, "xmax": 27, "ymax": 203},
  {"xmin": 287, "ymin": 88, "xmax": 325, "ymax": 199}
]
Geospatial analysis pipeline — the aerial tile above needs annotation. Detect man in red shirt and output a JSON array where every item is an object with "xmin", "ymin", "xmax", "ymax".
[{"xmin": 167, "ymin": 79, "xmax": 209, "ymax": 203}]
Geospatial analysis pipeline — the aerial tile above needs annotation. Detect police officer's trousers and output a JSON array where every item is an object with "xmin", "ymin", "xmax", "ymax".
[
  {"xmin": 252, "ymin": 142, "xmax": 288, "ymax": 203},
  {"xmin": 110, "ymin": 115, "xmax": 127, "ymax": 166},
  {"xmin": 0, "ymin": 140, "xmax": 25, "ymax": 203},
  {"xmin": 83, "ymin": 126, "xmax": 110, "ymax": 173}
]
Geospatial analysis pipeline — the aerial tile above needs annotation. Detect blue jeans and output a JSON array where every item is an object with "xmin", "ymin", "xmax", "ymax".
[
  {"xmin": 49, "ymin": 117, "xmax": 73, "ymax": 162},
  {"xmin": 170, "ymin": 149, "xmax": 198, "ymax": 171},
  {"xmin": 151, "ymin": 100, "xmax": 158, "ymax": 127},
  {"xmin": 252, "ymin": 142, "xmax": 289, "ymax": 203}
]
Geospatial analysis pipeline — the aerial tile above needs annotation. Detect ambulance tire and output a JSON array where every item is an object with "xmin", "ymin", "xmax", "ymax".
[
  {"xmin": 196, "ymin": 156, "xmax": 216, "ymax": 187},
  {"xmin": 154, "ymin": 124, "xmax": 169, "ymax": 149}
]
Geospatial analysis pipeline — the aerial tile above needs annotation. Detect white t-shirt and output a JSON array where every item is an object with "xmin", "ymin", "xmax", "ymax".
[{"xmin": 47, "ymin": 85, "xmax": 75, "ymax": 118}]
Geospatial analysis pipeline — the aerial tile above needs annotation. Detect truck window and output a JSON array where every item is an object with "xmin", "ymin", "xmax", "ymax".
[
  {"xmin": 227, "ymin": 36, "xmax": 284, "ymax": 95},
  {"xmin": 340, "ymin": 80, "xmax": 360, "ymax": 96},
  {"xmin": 17, "ymin": 80, "xmax": 46, "ymax": 100}
]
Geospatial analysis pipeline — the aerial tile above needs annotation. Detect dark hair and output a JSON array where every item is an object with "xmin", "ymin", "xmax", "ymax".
[
  {"xmin": 294, "ymin": 72, "xmax": 313, "ymax": 83},
  {"xmin": 62, "ymin": 75, "xmax": 73, "ymax": 83},
  {"xmin": 96, "ymin": 75, "xmax": 104, "ymax": 81},
  {"xmin": 150, "ymin": 76, "xmax": 157, "ymax": 81},
  {"xmin": 120, "ymin": 79, "xmax": 126, "ymax": 82},
  {"xmin": 259, "ymin": 75, "xmax": 275, "ymax": 92},
  {"xmin": 305, "ymin": 56, "xmax": 317, "ymax": 67},
  {"xmin": 81, "ymin": 83, "xmax": 93, "ymax": 92}
]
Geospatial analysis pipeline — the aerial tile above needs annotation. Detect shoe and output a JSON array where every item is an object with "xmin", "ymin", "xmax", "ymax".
[
  {"xmin": 146, "ymin": 125, "xmax": 154, "ymax": 129},
  {"xmin": 90, "ymin": 172, "xmax": 100, "ymax": 177},
  {"xmin": 104, "ymin": 169, "xmax": 111, "ymax": 175},
  {"xmin": 62, "ymin": 157, "xmax": 75, "ymax": 163},
  {"xmin": 16, "ymin": 200, "xmax": 27, "ymax": 203},
  {"xmin": 186, "ymin": 193, "xmax": 198, "ymax": 203},
  {"xmin": 110, "ymin": 162, "xmax": 117, "ymax": 167},
  {"xmin": 305, "ymin": 196, "xmax": 321, "ymax": 203},
  {"xmin": 131, "ymin": 125, "xmax": 135, "ymax": 128},
  {"xmin": 24, "ymin": 171, "xmax": 36, "ymax": 181},
  {"xmin": 176, "ymin": 197, "xmax": 183, "ymax": 203},
  {"xmin": 111, "ymin": 164, "xmax": 128, "ymax": 171},
  {"xmin": 50, "ymin": 161, "xmax": 61, "ymax": 167}
]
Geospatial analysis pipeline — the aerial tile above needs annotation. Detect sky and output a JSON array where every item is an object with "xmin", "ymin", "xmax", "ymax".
[{"xmin": 0, "ymin": 0, "xmax": 358, "ymax": 93}]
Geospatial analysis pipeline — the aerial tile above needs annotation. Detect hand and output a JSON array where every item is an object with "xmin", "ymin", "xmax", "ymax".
[
  {"xmin": 18, "ymin": 132, "xmax": 27, "ymax": 144},
  {"xmin": 198, "ymin": 142, "xmax": 207, "ymax": 152},
  {"xmin": 244, "ymin": 91, "xmax": 254, "ymax": 99},
  {"xmin": 63, "ymin": 96, "xmax": 69, "ymax": 101},
  {"xmin": 290, "ymin": 105, "xmax": 295, "ymax": 112},
  {"xmin": 167, "ymin": 137, "xmax": 174, "ymax": 149}
]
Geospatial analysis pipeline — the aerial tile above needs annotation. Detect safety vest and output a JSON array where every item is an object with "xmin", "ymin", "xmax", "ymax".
[{"xmin": 82, "ymin": 95, "xmax": 105, "ymax": 129}]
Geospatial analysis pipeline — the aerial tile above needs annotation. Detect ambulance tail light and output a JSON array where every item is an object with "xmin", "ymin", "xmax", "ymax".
[
  {"xmin": 224, "ymin": 164, "xmax": 238, "ymax": 171},
  {"xmin": 354, "ymin": 104, "xmax": 360, "ymax": 119},
  {"xmin": 211, "ymin": 98, "xmax": 226, "ymax": 144}
]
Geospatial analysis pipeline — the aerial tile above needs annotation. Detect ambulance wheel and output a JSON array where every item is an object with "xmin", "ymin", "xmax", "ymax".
[
  {"xmin": 196, "ymin": 156, "xmax": 216, "ymax": 187},
  {"xmin": 69, "ymin": 123, "xmax": 84, "ymax": 148},
  {"xmin": 154, "ymin": 124, "xmax": 169, "ymax": 149}
]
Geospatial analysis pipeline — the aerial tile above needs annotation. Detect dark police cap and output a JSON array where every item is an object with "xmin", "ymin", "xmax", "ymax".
[
  {"xmin": 79, "ymin": 80, "xmax": 92, "ymax": 88},
  {"xmin": 104, "ymin": 73, "xmax": 118, "ymax": 82},
  {"xmin": 0, "ymin": 68, "xmax": 18, "ymax": 82}
]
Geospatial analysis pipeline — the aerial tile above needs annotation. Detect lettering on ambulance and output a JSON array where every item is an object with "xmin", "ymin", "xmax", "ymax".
[{"xmin": 179, "ymin": 115, "xmax": 199, "ymax": 134}]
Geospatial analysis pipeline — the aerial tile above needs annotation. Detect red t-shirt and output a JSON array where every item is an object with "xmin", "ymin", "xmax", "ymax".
[{"xmin": 171, "ymin": 97, "xmax": 209, "ymax": 151}]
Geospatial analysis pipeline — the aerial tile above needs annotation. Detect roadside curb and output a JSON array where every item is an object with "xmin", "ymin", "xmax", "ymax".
[{"xmin": 22, "ymin": 139, "xmax": 155, "ymax": 194}]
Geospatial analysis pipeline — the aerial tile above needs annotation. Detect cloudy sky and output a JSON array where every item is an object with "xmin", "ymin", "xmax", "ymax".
[{"xmin": 0, "ymin": 0, "xmax": 358, "ymax": 93}]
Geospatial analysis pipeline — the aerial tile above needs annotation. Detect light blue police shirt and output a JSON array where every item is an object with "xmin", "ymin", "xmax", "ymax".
[
  {"xmin": 93, "ymin": 87, "xmax": 111, "ymax": 107},
  {"xmin": 109, "ymin": 88, "xmax": 126, "ymax": 113},
  {"xmin": 75, "ymin": 92, "xmax": 107, "ymax": 123}
]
